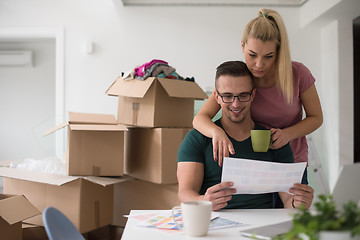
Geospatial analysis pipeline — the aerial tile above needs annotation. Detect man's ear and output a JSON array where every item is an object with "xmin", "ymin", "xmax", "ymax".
[
  {"xmin": 250, "ymin": 88, "xmax": 256, "ymax": 102},
  {"xmin": 214, "ymin": 90, "xmax": 221, "ymax": 105}
]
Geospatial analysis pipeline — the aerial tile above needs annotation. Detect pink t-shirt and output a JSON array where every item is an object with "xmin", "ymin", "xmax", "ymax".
[{"xmin": 251, "ymin": 61, "xmax": 315, "ymax": 163}]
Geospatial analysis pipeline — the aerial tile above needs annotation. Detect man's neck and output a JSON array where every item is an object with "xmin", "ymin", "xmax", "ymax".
[{"xmin": 220, "ymin": 116, "xmax": 255, "ymax": 142}]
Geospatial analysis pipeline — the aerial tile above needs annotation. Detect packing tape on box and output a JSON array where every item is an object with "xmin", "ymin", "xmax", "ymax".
[
  {"xmin": 132, "ymin": 102, "xmax": 139, "ymax": 125},
  {"xmin": 92, "ymin": 166, "xmax": 101, "ymax": 176},
  {"xmin": 95, "ymin": 201, "xmax": 100, "ymax": 228}
]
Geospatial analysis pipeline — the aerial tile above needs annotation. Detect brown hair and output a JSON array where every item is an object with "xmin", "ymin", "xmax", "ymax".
[
  {"xmin": 242, "ymin": 9, "xmax": 293, "ymax": 105},
  {"xmin": 215, "ymin": 60, "xmax": 254, "ymax": 89}
]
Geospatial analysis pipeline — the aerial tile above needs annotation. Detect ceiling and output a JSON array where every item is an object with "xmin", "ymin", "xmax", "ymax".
[{"xmin": 121, "ymin": 0, "xmax": 308, "ymax": 7}]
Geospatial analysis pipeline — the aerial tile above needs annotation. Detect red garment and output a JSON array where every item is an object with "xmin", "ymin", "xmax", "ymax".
[
  {"xmin": 134, "ymin": 59, "xmax": 168, "ymax": 77},
  {"xmin": 251, "ymin": 61, "xmax": 316, "ymax": 163}
]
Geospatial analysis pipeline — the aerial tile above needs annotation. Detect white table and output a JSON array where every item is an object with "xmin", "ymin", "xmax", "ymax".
[{"xmin": 121, "ymin": 208, "xmax": 298, "ymax": 240}]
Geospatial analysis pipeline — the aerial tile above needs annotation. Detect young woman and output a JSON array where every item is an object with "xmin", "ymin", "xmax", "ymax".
[{"xmin": 193, "ymin": 9, "xmax": 323, "ymax": 189}]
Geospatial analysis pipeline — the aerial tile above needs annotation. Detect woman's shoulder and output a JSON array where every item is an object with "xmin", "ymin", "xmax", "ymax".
[
  {"xmin": 291, "ymin": 61, "xmax": 309, "ymax": 72},
  {"xmin": 291, "ymin": 61, "xmax": 315, "ymax": 87},
  {"xmin": 291, "ymin": 61, "xmax": 314, "ymax": 76}
]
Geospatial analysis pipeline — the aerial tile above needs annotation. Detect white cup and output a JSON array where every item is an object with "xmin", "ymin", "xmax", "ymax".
[{"xmin": 171, "ymin": 200, "xmax": 212, "ymax": 237}]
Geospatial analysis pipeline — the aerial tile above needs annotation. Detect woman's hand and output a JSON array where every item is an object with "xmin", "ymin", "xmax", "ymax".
[
  {"xmin": 270, "ymin": 128, "xmax": 292, "ymax": 149},
  {"xmin": 212, "ymin": 128, "xmax": 235, "ymax": 166}
]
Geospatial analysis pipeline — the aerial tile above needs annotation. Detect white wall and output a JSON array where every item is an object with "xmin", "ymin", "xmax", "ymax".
[
  {"xmin": 0, "ymin": 40, "xmax": 56, "ymax": 159},
  {"xmin": 298, "ymin": 0, "xmax": 360, "ymax": 190},
  {"xmin": 0, "ymin": 0, "xmax": 299, "ymax": 157},
  {"xmin": 320, "ymin": 20, "xmax": 339, "ymax": 189},
  {"xmin": 0, "ymin": 0, "xmax": 359, "ymax": 192},
  {"xmin": 0, "ymin": 0, "xmax": 301, "ymax": 113},
  {"xmin": 0, "ymin": 39, "xmax": 56, "ymax": 190}
]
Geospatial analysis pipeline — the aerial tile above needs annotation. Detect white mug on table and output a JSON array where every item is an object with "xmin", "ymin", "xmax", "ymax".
[{"xmin": 171, "ymin": 200, "xmax": 212, "ymax": 237}]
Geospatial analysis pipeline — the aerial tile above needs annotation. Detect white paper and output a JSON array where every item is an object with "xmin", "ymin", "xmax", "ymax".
[{"xmin": 221, "ymin": 157, "xmax": 306, "ymax": 194}]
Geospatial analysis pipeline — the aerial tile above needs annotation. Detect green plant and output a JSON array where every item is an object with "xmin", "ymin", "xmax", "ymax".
[{"xmin": 273, "ymin": 194, "xmax": 360, "ymax": 240}]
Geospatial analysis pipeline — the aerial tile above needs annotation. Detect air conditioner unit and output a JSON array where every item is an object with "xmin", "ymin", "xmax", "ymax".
[{"xmin": 0, "ymin": 51, "xmax": 33, "ymax": 67}]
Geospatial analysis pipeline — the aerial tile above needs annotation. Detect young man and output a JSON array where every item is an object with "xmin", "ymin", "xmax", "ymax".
[{"xmin": 177, "ymin": 61, "xmax": 314, "ymax": 211}]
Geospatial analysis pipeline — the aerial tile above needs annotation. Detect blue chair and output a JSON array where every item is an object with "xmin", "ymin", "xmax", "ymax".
[{"xmin": 42, "ymin": 207, "xmax": 85, "ymax": 240}]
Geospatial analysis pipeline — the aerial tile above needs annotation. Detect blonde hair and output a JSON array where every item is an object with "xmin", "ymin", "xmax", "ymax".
[{"xmin": 242, "ymin": 9, "xmax": 293, "ymax": 105}]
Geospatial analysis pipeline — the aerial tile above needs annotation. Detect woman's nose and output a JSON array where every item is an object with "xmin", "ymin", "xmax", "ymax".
[{"xmin": 255, "ymin": 58, "xmax": 264, "ymax": 68}]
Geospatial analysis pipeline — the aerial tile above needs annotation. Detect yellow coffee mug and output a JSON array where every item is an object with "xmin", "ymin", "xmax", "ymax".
[{"xmin": 251, "ymin": 130, "xmax": 272, "ymax": 152}]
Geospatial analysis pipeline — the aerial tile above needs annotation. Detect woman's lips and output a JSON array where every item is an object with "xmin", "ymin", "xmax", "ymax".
[{"xmin": 253, "ymin": 69, "xmax": 264, "ymax": 75}]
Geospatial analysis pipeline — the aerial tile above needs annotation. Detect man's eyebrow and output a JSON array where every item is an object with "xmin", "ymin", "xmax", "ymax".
[{"xmin": 221, "ymin": 91, "xmax": 251, "ymax": 95}]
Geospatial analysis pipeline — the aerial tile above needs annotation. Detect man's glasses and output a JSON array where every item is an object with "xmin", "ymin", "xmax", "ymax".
[{"xmin": 216, "ymin": 90, "xmax": 253, "ymax": 103}]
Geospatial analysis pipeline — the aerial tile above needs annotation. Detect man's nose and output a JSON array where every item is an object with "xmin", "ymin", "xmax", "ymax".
[{"xmin": 231, "ymin": 97, "xmax": 241, "ymax": 106}]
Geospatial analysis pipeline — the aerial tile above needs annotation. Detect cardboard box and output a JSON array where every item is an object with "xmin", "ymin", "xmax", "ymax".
[
  {"xmin": 112, "ymin": 179, "xmax": 179, "ymax": 227},
  {"xmin": 22, "ymin": 224, "xmax": 124, "ymax": 240},
  {"xmin": 106, "ymin": 77, "xmax": 208, "ymax": 128},
  {"xmin": 45, "ymin": 112, "xmax": 127, "ymax": 176},
  {"xmin": 0, "ymin": 194, "xmax": 40, "ymax": 240},
  {"xmin": 84, "ymin": 225, "xmax": 124, "ymax": 240},
  {"xmin": 0, "ymin": 166, "xmax": 132, "ymax": 233},
  {"xmin": 125, "ymin": 127, "xmax": 191, "ymax": 184},
  {"xmin": 22, "ymin": 224, "xmax": 48, "ymax": 240}
]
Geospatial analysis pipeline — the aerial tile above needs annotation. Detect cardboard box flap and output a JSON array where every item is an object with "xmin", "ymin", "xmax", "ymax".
[
  {"xmin": 44, "ymin": 122, "xmax": 68, "ymax": 136},
  {"xmin": 22, "ymin": 223, "xmax": 43, "ymax": 229},
  {"xmin": 106, "ymin": 77, "xmax": 208, "ymax": 100},
  {"xmin": 157, "ymin": 78, "xmax": 208, "ymax": 100},
  {"xmin": 44, "ymin": 112, "xmax": 120, "ymax": 136},
  {"xmin": 69, "ymin": 124, "xmax": 128, "ymax": 131},
  {"xmin": 83, "ymin": 175, "xmax": 134, "ymax": 187},
  {"xmin": 0, "ymin": 166, "xmax": 133, "ymax": 187},
  {"xmin": 0, "ymin": 167, "xmax": 79, "ymax": 186},
  {"xmin": 68, "ymin": 112, "xmax": 117, "ymax": 125},
  {"xmin": 0, "ymin": 195, "xmax": 41, "ymax": 224},
  {"xmin": 106, "ymin": 77, "xmax": 155, "ymax": 98}
]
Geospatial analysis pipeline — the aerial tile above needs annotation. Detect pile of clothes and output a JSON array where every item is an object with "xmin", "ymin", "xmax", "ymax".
[{"xmin": 122, "ymin": 59, "xmax": 195, "ymax": 82}]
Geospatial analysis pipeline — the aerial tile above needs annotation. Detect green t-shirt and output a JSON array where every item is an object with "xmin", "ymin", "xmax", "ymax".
[{"xmin": 177, "ymin": 120, "xmax": 294, "ymax": 209}]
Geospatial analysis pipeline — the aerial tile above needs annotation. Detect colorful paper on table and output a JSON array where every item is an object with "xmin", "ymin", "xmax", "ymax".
[
  {"xmin": 210, "ymin": 216, "xmax": 246, "ymax": 230},
  {"xmin": 130, "ymin": 211, "xmax": 181, "ymax": 233},
  {"xmin": 221, "ymin": 157, "xmax": 306, "ymax": 194},
  {"xmin": 133, "ymin": 211, "xmax": 219, "ymax": 230},
  {"xmin": 128, "ymin": 210, "xmax": 245, "ymax": 235},
  {"xmin": 143, "ymin": 212, "xmax": 181, "ymax": 230}
]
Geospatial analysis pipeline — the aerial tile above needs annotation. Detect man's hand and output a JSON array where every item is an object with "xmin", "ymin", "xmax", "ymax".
[
  {"xmin": 289, "ymin": 183, "xmax": 314, "ymax": 209},
  {"xmin": 203, "ymin": 182, "xmax": 236, "ymax": 211}
]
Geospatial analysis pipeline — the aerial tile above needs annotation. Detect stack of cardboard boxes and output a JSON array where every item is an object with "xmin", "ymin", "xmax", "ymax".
[
  {"xmin": 0, "ymin": 112, "xmax": 130, "ymax": 238},
  {"xmin": 0, "ymin": 76, "xmax": 207, "ymax": 238},
  {"xmin": 106, "ymin": 76, "xmax": 208, "ymax": 226}
]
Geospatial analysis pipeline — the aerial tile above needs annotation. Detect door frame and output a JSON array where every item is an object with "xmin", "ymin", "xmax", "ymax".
[
  {"xmin": 0, "ymin": 27, "xmax": 65, "ymax": 158},
  {"xmin": 354, "ymin": 17, "xmax": 360, "ymax": 163}
]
